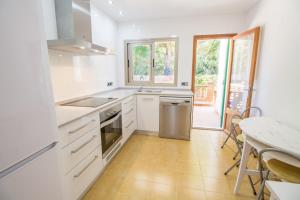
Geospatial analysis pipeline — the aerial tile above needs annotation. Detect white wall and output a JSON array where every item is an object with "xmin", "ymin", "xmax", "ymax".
[
  {"xmin": 246, "ymin": 0, "xmax": 300, "ymax": 130},
  {"xmin": 49, "ymin": 53, "xmax": 117, "ymax": 102},
  {"xmin": 117, "ymin": 14, "xmax": 246, "ymax": 88},
  {"xmin": 42, "ymin": 0, "xmax": 118, "ymax": 102}
]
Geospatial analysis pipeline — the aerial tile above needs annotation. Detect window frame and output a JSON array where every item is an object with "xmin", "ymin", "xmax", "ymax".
[{"xmin": 124, "ymin": 37, "xmax": 179, "ymax": 87}]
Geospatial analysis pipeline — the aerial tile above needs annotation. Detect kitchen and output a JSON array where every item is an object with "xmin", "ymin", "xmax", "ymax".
[{"xmin": 1, "ymin": 0, "xmax": 300, "ymax": 200}]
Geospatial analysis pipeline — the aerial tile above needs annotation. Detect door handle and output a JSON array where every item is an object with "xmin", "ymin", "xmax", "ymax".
[
  {"xmin": 68, "ymin": 119, "xmax": 96, "ymax": 135},
  {"xmin": 100, "ymin": 112, "xmax": 121, "ymax": 128},
  {"xmin": 142, "ymin": 97, "xmax": 154, "ymax": 101},
  {"xmin": 70, "ymin": 135, "xmax": 97, "ymax": 154},
  {"xmin": 73, "ymin": 155, "xmax": 98, "ymax": 178}
]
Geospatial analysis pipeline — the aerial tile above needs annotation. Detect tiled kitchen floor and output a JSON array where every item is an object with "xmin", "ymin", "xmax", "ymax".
[{"xmin": 82, "ymin": 129, "xmax": 259, "ymax": 200}]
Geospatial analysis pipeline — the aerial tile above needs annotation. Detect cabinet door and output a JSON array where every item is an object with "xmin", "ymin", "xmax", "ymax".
[
  {"xmin": 122, "ymin": 96, "xmax": 137, "ymax": 141},
  {"xmin": 137, "ymin": 95, "xmax": 159, "ymax": 132}
]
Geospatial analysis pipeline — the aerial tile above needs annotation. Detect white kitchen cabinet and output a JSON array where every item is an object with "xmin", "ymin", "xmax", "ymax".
[
  {"xmin": 58, "ymin": 112, "xmax": 103, "ymax": 200},
  {"xmin": 61, "ymin": 127, "xmax": 100, "ymax": 174},
  {"xmin": 59, "ymin": 112, "xmax": 99, "ymax": 148},
  {"xmin": 137, "ymin": 95, "xmax": 159, "ymax": 132},
  {"xmin": 64, "ymin": 147, "xmax": 102, "ymax": 200},
  {"xmin": 122, "ymin": 95, "xmax": 137, "ymax": 141}
]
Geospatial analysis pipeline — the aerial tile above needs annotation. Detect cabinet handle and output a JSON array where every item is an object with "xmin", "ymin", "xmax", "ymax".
[
  {"xmin": 124, "ymin": 99, "xmax": 133, "ymax": 105},
  {"xmin": 73, "ymin": 155, "xmax": 98, "ymax": 178},
  {"xmin": 125, "ymin": 108, "xmax": 134, "ymax": 115},
  {"xmin": 68, "ymin": 119, "xmax": 96, "ymax": 135},
  {"xmin": 126, "ymin": 121, "xmax": 134, "ymax": 129},
  {"xmin": 70, "ymin": 135, "xmax": 97, "ymax": 154},
  {"xmin": 142, "ymin": 97, "xmax": 154, "ymax": 101}
]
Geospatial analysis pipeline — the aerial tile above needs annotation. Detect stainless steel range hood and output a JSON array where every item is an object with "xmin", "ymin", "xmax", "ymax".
[{"xmin": 47, "ymin": 0, "xmax": 110, "ymax": 55}]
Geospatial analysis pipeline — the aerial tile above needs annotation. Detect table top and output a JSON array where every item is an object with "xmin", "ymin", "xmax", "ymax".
[
  {"xmin": 239, "ymin": 117, "xmax": 300, "ymax": 157},
  {"xmin": 266, "ymin": 181, "xmax": 300, "ymax": 200}
]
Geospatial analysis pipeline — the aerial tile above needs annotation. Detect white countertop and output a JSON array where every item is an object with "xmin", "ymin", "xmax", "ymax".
[
  {"xmin": 239, "ymin": 117, "xmax": 300, "ymax": 157},
  {"xmin": 56, "ymin": 88, "xmax": 193, "ymax": 127}
]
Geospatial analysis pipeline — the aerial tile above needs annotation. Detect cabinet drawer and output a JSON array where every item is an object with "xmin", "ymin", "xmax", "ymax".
[
  {"xmin": 123, "ymin": 118, "xmax": 136, "ymax": 141},
  {"xmin": 122, "ymin": 96, "xmax": 136, "ymax": 113},
  {"xmin": 65, "ymin": 147, "xmax": 102, "ymax": 200},
  {"xmin": 122, "ymin": 106, "xmax": 136, "ymax": 123},
  {"xmin": 61, "ymin": 127, "xmax": 100, "ymax": 174},
  {"xmin": 59, "ymin": 113, "xmax": 99, "ymax": 147}
]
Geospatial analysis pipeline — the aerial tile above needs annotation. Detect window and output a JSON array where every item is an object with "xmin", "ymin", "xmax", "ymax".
[{"xmin": 125, "ymin": 38, "xmax": 178, "ymax": 86}]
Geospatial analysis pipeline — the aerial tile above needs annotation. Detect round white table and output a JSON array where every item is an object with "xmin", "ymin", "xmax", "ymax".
[{"xmin": 234, "ymin": 117, "xmax": 300, "ymax": 194}]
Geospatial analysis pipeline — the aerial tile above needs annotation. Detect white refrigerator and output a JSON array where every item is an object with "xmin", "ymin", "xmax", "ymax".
[{"xmin": 0, "ymin": 0, "xmax": 63, "ymax": 199}]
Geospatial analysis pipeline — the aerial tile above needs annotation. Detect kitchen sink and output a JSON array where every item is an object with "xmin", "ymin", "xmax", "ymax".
[{"xmin": 137, "ymin": 89, "xmax": 162, "ymax": 93}]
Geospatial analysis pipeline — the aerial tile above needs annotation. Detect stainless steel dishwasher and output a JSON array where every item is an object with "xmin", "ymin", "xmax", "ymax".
[{"xmin": 159, "ymin": 97, "xmax": 192, "ymax": 140}]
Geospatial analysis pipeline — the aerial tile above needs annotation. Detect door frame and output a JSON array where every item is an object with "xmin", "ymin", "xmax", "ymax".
[
  {"xmin": 191, "ymin": 34, "xmax": 236, "ymax": 129},
  {"xmin": 223, "ymin": 27, "xmax": 261, "ymax": 132}
]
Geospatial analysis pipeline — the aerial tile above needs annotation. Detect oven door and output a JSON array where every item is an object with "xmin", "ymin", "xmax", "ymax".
[{"xmin": 100, "ymin": 111, "xmax": 122, "ymax": 158}]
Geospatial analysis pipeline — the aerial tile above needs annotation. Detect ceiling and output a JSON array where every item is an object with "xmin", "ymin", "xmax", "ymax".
[{"xmin": 93, "ymin": 0, "xmax": 259, "ymax": 22}]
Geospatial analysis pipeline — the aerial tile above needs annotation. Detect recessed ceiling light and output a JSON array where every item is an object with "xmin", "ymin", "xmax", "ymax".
[
  {"xmin": 119, "ymin": 11, "xmax": 123, "ymax": 16},
  {"xmin": 108, "ymin": 0, "xmax": 113, "ymax": 5},
  {"xmin": 79, "ymin": 46, "xmax": 86, "ymax": 49},
  {"xmin": 93, "ymin": 49, "xmax": 100, "ymax": 53},
  {"xmin": 58, "ymin": 54, "xmax": 63, "ymax": 57},
  {"xmin": 170, "ymin": 35, "xmax": 177, "ymax": 38}
]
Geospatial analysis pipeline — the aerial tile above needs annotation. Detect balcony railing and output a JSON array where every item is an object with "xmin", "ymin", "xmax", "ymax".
[{"xmin": 194, "ymin": 84, "xmax": 216, "ymax": 105}]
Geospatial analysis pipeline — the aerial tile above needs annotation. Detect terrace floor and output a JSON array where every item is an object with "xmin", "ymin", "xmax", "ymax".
[{"xmin": 193, "ymin": 106, "xmax": 221, "ymax": 129}]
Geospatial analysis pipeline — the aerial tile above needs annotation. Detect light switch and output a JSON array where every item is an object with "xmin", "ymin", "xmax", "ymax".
[{"xmin": 181, "ymin": 82, "xmax": 188, "ymax": 86}]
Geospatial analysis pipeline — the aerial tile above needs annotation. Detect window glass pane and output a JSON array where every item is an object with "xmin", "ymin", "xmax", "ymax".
[
  {"xmin": 154, "ymin": 41, "xmax": 176, "ymax": 84},
  {"xmin": 131, "ymin": 44, "xmax": 151, "ymax": 82},
  {"xmin": 228, "ymin": 34, "xmax": 254, "ymax": 112}
]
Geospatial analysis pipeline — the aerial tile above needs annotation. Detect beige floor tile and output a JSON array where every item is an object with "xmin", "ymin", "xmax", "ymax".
[
  {"xmin": 205, "ymin": 191, "xmax": 255, "ymax": 200},
  {"xmin": 177, "ymin": 187, "xmax": 206, "ymax": 200},
  {"xmin": 176, "ymin": 173, "xmax": 205, "ymax": 190},
  {"xmin": 203, "ymin": 177, "xmax": 233, "ymax": 194},
  {"xmin": 82, "ymin": 131, "xmax": 259, "ymax": 200},
  {"xmin": 148, "ymin": 182, "xmax": 177, "ymax": 200}
]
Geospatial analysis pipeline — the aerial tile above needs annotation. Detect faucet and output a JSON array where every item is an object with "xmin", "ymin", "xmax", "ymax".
[{"xmin": 138, "ymin": 86, "xmax": 143, "ymax": 92}]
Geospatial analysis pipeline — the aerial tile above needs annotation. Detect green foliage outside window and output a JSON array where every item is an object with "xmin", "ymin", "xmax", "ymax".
[
  {"xmin": 195, "ymin": 40, "xmax": 220, "ymax": 86},
  {"xmin": 132, "ymin": 41, "xmax": 175, "ymax": 77},
  {"xmin": 132, "ymin": 45, "xmax": 150, "ymax": 76}
]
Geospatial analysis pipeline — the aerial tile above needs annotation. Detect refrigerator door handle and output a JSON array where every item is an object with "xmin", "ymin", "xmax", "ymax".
[{"xmin": 0, "ymin": 142, "xmax": 57, "ymax": 179}]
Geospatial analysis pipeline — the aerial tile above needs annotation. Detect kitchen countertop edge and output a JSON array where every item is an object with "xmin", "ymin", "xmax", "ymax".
[{"xmin": 56, "ymin": 88, "xmax": 193, "ymax": 128}]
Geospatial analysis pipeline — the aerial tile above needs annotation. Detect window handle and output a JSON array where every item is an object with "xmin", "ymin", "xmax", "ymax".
[{"xmin": 152, "ymin": 58, "xmax": 155, "ymax": 68}]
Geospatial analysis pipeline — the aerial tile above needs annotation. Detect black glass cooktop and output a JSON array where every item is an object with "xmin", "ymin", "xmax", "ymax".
[{"xmin": 61, "ymin": 97, "xmax": 117, "ymax": 108}]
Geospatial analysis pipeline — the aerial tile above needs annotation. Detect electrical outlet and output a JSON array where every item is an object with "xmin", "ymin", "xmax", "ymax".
[
  {"xmin": 181, "ymin": 82, "xmax": 188, "ymax": 86},
  {"xmin": 107, "ymin": 82, "xmax": 113, "ymax": 86}
]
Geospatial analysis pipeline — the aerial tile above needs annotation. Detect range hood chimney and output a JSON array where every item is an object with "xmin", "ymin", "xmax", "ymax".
[{"xmin": 47, "ymin": 0, "xmax": 110, "ymax": 55}]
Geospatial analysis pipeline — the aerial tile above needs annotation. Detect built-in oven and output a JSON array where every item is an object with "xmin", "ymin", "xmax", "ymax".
[{"xmin": 100, "ymin": 104, "xmax": 122, "ymax": 158}]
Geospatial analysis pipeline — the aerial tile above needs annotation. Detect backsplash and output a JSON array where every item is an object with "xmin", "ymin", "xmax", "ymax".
[{"xmin": 49, "ymin": 50, "xmax": 118, "ymax": 102}]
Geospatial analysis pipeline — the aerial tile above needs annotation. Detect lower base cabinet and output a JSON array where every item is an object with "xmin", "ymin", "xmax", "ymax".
[
  {"xmin": 122, "ymin": 96, "xmax": 137, "ymax": 142},
  {"xmin": 136, "ymin": 95, "xmax": 159, "ymax": 132},
  {"xmin": 64, "ymin": 147, "xmax": 103, "ymax": 200}
]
